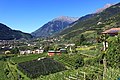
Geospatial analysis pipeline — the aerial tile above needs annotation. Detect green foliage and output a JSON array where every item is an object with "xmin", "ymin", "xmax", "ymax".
[
  {"xmin": 105, "ymin": 67, "xmax": 120, "ymax": 80},
  {"xmin": 52, "ymin": 54, "xmax": 84, "ymax": 68},
  {"xmin": 36, "ymin": 66, "xmax": 103, "ymax": 80},
  {"xmin": 79, "ymin": 34, "xmax": 86, "ymax": 45},
  {"xmin": 84, "ymin": 54, "xmax": 103, "ymax": 67},
  {"xmin": 4, "ymin": 68, "xmax": 9, "ymax": 76},
  {"xmin": 43, "ymin": 46, "xmax": 50, "ymax": 52},
  {"xmin": 106, "ymin": 36, "xmax": 120, "ymax": 68},
  {"xmin": 74, "ymin": 57, "xmax": 84, "ymax": 69},
  {"xmin": 0, "ymin": 61, "xmax": 8, "ymax": 80}
]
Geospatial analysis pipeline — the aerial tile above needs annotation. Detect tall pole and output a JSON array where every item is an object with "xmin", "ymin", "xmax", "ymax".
[{"xmin": 103, "ymin": 34, "xmax": 107, "ymax": 80}]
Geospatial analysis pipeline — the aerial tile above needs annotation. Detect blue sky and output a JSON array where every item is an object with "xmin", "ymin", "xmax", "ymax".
[{"xmin": 0, "ymin": 0, "xmax": 120, "ymax": 33}]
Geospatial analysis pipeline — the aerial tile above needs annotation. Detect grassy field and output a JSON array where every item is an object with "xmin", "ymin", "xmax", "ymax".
[
  {"xmin": 76, "ymin": 45, "xmax": 96, "ymax": 51},
  {"xmin": 11, "ymin": 53, "xmax": 47, "ymax": 63}
]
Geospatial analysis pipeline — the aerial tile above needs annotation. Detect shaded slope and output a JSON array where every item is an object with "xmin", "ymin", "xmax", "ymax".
[{"xmin": 0, "ymin": 23, "xmax": 32, "ymax": 40}]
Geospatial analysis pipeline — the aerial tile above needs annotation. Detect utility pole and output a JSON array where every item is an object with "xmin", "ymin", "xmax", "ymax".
[{"xmin": 103, "ymin": 34, "xmax": 107, "ymax": 80}]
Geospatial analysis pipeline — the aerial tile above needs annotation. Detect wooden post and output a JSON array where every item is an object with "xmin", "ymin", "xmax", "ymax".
[
  {"xmin": 70, "ymin": 46, "xmax": 72, "ymax": 54},
  {"xmin": 103, "ymin": 56, "xmax": 107, "ymax": 80},
  {"xmin": 84, "ymin": 72, "xmax": 86, "ymax": 80}
]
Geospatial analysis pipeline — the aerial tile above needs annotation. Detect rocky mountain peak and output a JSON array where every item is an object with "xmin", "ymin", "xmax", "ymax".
[
  {"xmin": 31, "ymin": 16, "xmax": 78, "ymax": 37},
  {"xmin": 52, "ymin": 16, "xmax": 79, "ymax": 23}
]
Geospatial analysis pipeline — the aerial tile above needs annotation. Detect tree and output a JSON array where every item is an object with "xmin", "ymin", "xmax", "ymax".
[
  {"xmin": 80, "ymin": 34, "xmax": 86, "ymax": 45},
  {"xmin": 44, "ymin": 46, "xmax": 50, "ymax": 52},
  {"xmin": 75, "ymin": 57, "xmax": 84, "ymax": 69},
  {"xmin": 11, "ymin": 47, "xmax": 19, "ymax": 54}
]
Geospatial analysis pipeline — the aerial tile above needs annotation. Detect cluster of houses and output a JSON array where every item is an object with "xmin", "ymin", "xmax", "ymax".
[
  {"xmin": 20, "ymin": 49, "xmax": 44, "ymax": 55},
  {"xmin": 19, "ymin": 48, "xmax": 67, "ymax": 56},
  {"xmin": 48, "ymin": 48, "xmax": 67, "ymax": 56}
]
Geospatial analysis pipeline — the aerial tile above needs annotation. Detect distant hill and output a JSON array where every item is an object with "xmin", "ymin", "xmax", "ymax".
[
  {"xmin": 31, "ymin": 16, "xmax": 78, "ymax": 37},
  {"xmin": 58, "ymin": 2, "xmax": 120, "ymax": 41},
  {"xmin": 0, "ymin": 23, "xmax": 32, "ymax": 40}
]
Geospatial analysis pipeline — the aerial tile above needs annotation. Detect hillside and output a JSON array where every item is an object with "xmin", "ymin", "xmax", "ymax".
[
  {"xmin": 58, "ymin": 3, "xmax": 120, "ymax": 41},
  {"xmin": 0, "ymin": 23, "xmax": 32, "ymax": 40},
  {"xmin": 31, "ymin": 16, "xmax": 78, "ymax": 37}
]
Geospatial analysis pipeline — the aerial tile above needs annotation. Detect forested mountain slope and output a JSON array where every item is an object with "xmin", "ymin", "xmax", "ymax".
[
  {"xmin": 0, "ymin": 23, "xmax": 32, "ymax": 40},
  {"xmin": 59, "ymin": 3, "xmax": 120, "ymax": 41}
]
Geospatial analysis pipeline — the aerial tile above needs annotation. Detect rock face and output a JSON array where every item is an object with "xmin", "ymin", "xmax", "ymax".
[
  {"xmin": 0, "ymin": 23, "xmax": 32, "ymax": 40},
  {"xmin": 31, "ymin": 16, "xmax": 78, "ymax": 37}
]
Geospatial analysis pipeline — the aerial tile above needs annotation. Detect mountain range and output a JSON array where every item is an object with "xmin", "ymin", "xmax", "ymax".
[
  {"xmin": 1, "ymin": 2, "xmax": 120, "ymax": 41},
  {"xmin": 31, "ymin": 16, "xmax": 78, "ymax": 37},
  {"xmin": 0, "ymin": 23, "xmax": 32, "ymax": 40},
  {"xmin": 31, "ymin": 3, "xmax": 114, "ymax": 38}
]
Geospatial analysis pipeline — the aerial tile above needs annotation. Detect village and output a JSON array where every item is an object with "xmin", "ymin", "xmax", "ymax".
[
  {"xmin": 1, "ymin": 28, "xmax": 120, "ymax": 57},
  {"xmin": 0, "ymin": 37, "xmax": 75, "ymax": 56}
]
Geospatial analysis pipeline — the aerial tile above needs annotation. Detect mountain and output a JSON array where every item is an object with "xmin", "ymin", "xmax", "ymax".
[
  {"xmin": 31, "ymin": 16, "xmax": 78, "ymax": 37},
  {"xmin": 57, "ymin": 14, "xmax": 97, "ymax": 36},
  {"xmin": 95, "ymin": 4, "xmax": 113, "ymax": 13},
  {"xmin": 58, "ymin": 2, "xmax": 120, "ymax": 41},
  {"xmin": 0, "ymin": 23, "xmax": 32, "ymax": 40}
]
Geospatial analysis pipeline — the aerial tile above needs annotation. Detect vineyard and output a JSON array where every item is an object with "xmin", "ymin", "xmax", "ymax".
[
  {"xmin": 35, "ymin": 66, "xmax": 120, "ymax": 80},
  {"xmin": 0, "ymin": 36, "xmax": 120, "ymax": 80},
  {"xmin": 18, "ymin": 58, "xmax": 66, "ymax": 78}
]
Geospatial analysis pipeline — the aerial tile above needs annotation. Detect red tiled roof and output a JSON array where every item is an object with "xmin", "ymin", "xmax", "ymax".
[{"xmin": 102, "ymin": 28, "xmax": 120, "ymax": 34}]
